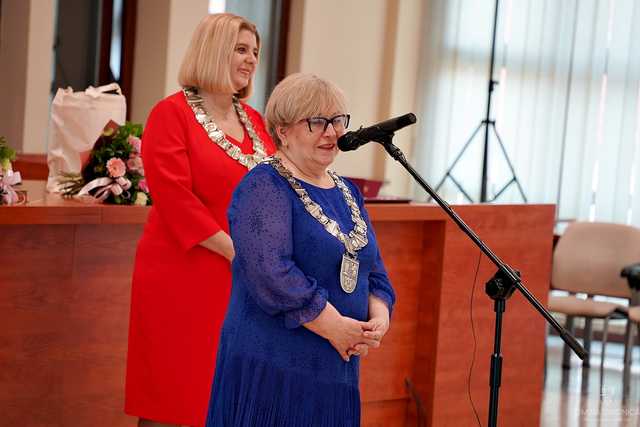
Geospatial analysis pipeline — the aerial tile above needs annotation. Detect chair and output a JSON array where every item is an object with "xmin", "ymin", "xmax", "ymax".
[
  {"xmin": 621, "ymin": 263, "xmax": 640, "ymax": 390},
  {"xmin": 548, "ymin": 222, "xmax": 640, "ymax": 370}
]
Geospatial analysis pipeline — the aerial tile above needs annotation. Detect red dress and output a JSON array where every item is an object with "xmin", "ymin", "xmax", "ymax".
[{"xmin": 124, "ymin": 91, "xmax": 275, "ymax": 426}]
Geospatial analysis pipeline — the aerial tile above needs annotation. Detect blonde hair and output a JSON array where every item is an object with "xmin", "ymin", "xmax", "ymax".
[
  {"xmin": 265, "ymin": 73, "xmax": 348, "ymax": 147},
  {"xmin": 178, "ymin": 13, "xmax": 260, "ymax": 100}
]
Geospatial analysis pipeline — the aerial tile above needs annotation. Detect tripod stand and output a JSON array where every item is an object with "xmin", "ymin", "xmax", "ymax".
[{"xmin": 432, "ymin": 0, "xmax": 527, "ymax": 203}]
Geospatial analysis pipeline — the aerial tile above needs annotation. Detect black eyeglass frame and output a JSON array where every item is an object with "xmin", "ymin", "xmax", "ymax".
[{"xmin": 303, "ymin": 114, "xmax": 351, "ymax": 133}]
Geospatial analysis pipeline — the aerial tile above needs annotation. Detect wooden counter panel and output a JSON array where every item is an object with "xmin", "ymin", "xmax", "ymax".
[
  {"xmin": 0, "ymin": 224, "xmax": 142, "ymax": 427},
  {"xmin": 0, "ymin": 181, "xmax": 148, "ymax": 225},
  {"xmin": 427, "ymin": 204, "xmax": 554, "ymax": 426},
  {"xmin": 360, "ymin": 221, "xmax": 426, "ymax": 402},
  {"xmin": 362, "ymin": 399, "xmax": 410, "ymax": 427},
  {"xmin": 0, "ymin": 203, "xmax": 554, "ymax": 426}
]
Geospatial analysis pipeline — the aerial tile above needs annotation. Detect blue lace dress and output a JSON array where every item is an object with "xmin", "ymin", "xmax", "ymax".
[{"xmin": 205, "ymin": 163, "xmax": 395, "ymax": 427}]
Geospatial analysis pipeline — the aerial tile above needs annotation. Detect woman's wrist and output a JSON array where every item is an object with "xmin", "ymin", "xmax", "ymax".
[
  {"xmin": 303, "ymin": 303, "xmax": 342, "ymax": 340},
  {"xmin": 368, "ymin": 294, "xmax": 390, "ymax": 322},
  {"xmin": 199, "ymin": 230, "xmax": 235, "ymax": 260}
]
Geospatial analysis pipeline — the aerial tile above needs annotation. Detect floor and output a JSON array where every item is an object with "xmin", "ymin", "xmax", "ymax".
[{"xmin": 541, "ymin": 335, "xmax": 640, "ymax": 426}]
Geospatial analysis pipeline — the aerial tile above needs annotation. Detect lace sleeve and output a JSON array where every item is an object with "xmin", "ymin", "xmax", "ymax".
[{"xmin": 229, "ymin": 166, "xmax": 328, "ymax": 329}]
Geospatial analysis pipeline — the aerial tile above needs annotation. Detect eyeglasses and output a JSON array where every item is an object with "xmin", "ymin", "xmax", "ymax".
[{"xmin": 303, "ymin": 114, "xmax": 350, "ymax": 134}]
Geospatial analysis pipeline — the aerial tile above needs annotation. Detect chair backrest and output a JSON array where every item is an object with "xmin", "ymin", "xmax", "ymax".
[{"xmin": 552, "ymin": 222, "xmax": 640, "ymax": 298}]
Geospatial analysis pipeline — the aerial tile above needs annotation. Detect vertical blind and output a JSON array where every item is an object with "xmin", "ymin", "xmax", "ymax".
[{"xmin": 414, "ymin": 0, "xmax": 640, "ymax": 227}]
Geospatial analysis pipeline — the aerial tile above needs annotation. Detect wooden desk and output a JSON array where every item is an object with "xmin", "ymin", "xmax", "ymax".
[
  {"xmin": 360, "ymin": 203, "xmax": 554, "ymax": 427},
  {"xmin": 0, "ymin": 182, "xmax": 554, "ymax": 426}
]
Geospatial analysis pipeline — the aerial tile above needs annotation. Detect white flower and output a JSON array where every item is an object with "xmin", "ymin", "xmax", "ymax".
[{"xmin": 134, "ymin": 192, "xmax": 148, "ymax": 206}]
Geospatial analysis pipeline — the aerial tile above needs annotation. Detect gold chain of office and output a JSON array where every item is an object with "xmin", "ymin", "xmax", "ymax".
[
  {"xmin": 264, "ymin": 156, "xmax": 368, "ymax": 293},
  {"xmin": 183, "ymin": 86, "xmax": 267, "ymax": 169}
]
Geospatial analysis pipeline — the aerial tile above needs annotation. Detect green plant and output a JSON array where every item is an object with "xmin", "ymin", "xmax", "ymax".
[{"xmin": 0, "ymin": 136, "xmax": 16, "ymax": 172}]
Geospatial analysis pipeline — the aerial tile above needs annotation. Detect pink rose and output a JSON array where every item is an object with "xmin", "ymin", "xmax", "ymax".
[
  {"xmin": 128, "ymin": 135, "xmax": 142, "ymax": 153},
  {"xmin": 106, "ymin": 157, "xmax": 126, "ymax": 178},
  {"xmin": 138, "ymin": 178, "xmax": 149, "ymax": 193},
  {"xmin": 127, "ymin": 155, "xmax": 144, "ymax": 173}
]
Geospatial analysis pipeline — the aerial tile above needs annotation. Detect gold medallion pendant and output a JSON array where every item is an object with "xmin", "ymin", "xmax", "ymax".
[{"xmin": 340, "ymin": 254, "xmax": 359, "ymax": 294}]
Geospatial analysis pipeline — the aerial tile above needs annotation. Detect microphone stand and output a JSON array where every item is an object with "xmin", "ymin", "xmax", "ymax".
[{"xmin": 373, "ymin": 134, "xmax": 586, "ymax": 427}]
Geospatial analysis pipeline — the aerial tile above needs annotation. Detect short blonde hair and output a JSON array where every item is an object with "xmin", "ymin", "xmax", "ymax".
[
  {"xmin": 178, "ymin": 13, "xmax": 260, "ymax": 100},
  {"xmin": 265, "ymin": 73, "xmax": 348, "ymax": 147}
]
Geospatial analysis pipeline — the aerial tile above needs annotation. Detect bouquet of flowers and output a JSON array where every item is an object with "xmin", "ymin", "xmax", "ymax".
[
  {"xmin": 0, "ymin": 136, "xmax": 24, "ymax": 205},
  {"xmin": 59, "ymin": 121, "xmax": 152, "ymax": 205}
]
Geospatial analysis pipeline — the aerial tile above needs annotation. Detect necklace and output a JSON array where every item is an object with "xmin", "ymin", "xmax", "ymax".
[
  {"xmin": 265, "ymin": 156, "xmax": 368, "ymax": 293},
  {"xmin": 183, "ymin": 87, "xmax": 267, "ymax": 169}
]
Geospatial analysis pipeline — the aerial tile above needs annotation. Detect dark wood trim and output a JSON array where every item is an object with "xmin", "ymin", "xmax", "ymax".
[
  {"xmin": 97, "ymin": 0, "xmax": 137, "ymax": 120},
  {"xmin": 120, "ymin": 0, "xmax": 137, "ymax": 120},
  {"xmin": 98, "ymin": 0, "xmax": 114, "ymax": 84},
  {"xmin": 275, "ymin": 0, "xmax": 291, "ymax": 82}
]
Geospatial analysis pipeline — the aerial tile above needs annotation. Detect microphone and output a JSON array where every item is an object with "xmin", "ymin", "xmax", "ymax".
[{"xmin": 337, "ymin": 113, "xmax": 417, "ymax": 151}]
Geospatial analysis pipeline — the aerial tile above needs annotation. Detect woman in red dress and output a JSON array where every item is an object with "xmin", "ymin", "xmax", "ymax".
[{"xmin": 124, "ymin": 14, "xmax": 276, "ymax": 427}]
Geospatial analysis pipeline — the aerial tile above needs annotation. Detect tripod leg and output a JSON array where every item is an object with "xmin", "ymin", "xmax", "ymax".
[
  {"xmin": 490, "ymin": 123, "xmax": 528, "ymax": 202},
  {"xmin": 446, "ymin": 122, "xmax": 486, "ymax": 173},
  {"xmin": 492, "ymin": 178, "xmax": 515, "ymax": 201},
  {"xmin": 431, "ymin": 122, "xmax": 486, "ymax": 199},
  {"xmin": 448, "ymin": 175, "xmax": 476, "ymax": 203}
]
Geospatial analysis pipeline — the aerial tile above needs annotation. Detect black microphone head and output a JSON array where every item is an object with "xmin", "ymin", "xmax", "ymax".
[
  {"xmin": 337, "ymin": 132, "xmax": 362, "ymax": 152},
  {"xmin": 375, "ymin": 113, "xmax": 417, "ymax": 134},
  {"xmin": 338, "ymin": 113, "xmax": 417, "ymax": 152},
  {"xmin": 391, "ymin": 113, "xmax": 416, "ymax": 130},
  {"xmin": 403, "ymin": 113, "xmax": 417, "ymax": 126}
]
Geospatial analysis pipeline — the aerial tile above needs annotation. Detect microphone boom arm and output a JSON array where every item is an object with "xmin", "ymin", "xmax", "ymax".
[
  {"xmin": 373, "ymin": 134, "xmax": 586, "ymax": 427},
  {"xmin": 377, "ymin": 135, "xmax": 585, "ymax": 356}
]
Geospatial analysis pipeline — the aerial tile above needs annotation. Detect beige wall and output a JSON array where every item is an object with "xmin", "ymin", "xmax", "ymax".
[
  {"xmin": 0, "ymin": 0, "xmax": 29, "ymax": 152},
  {"xmin": 23, "ymin": 0, "xmax": 56, "ymax": 153},
  {"xmin": 130, "ymin": 0, "xmax": 208, "ymax": 124},
  {"xmin": 0, "ymin": 0, "xmax": 54, "ymax": 154},
  {"xmin": 381, "ymin": 0, "xmax": 426, "ymax": 197},
  {"xmin": 286, "ymin": 0, "xmax": 425, "ymax": 197},
  {"xmin": 129, "ymin": 0, "xmax": 171, "ymax": 124}
]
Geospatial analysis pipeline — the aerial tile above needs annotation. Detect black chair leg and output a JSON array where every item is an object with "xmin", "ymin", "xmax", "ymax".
[
  {"xmin": 562, "ymin": 316, "xmax": 575, "ymax": 369},
  {"xmin": 623, "ymin": 321, "xmax": 635, "ymax": 397},
  {"xmin": 583, "ymin": 317, "xmax": 593, "ymax": 368},
  {"xmin": 600, "ymin": 317, "xmax": 609, "ymax": 373}
]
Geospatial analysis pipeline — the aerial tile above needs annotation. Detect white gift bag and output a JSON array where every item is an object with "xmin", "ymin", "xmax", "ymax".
[{"xmin": 46, "ymin": 83, "xmax": 126, "ymax": 192}]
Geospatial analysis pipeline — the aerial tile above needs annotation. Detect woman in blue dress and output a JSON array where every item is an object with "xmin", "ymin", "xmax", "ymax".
[{"xmin": 206, "ymin": 73, "xmax": 396, "ymax": 427}]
